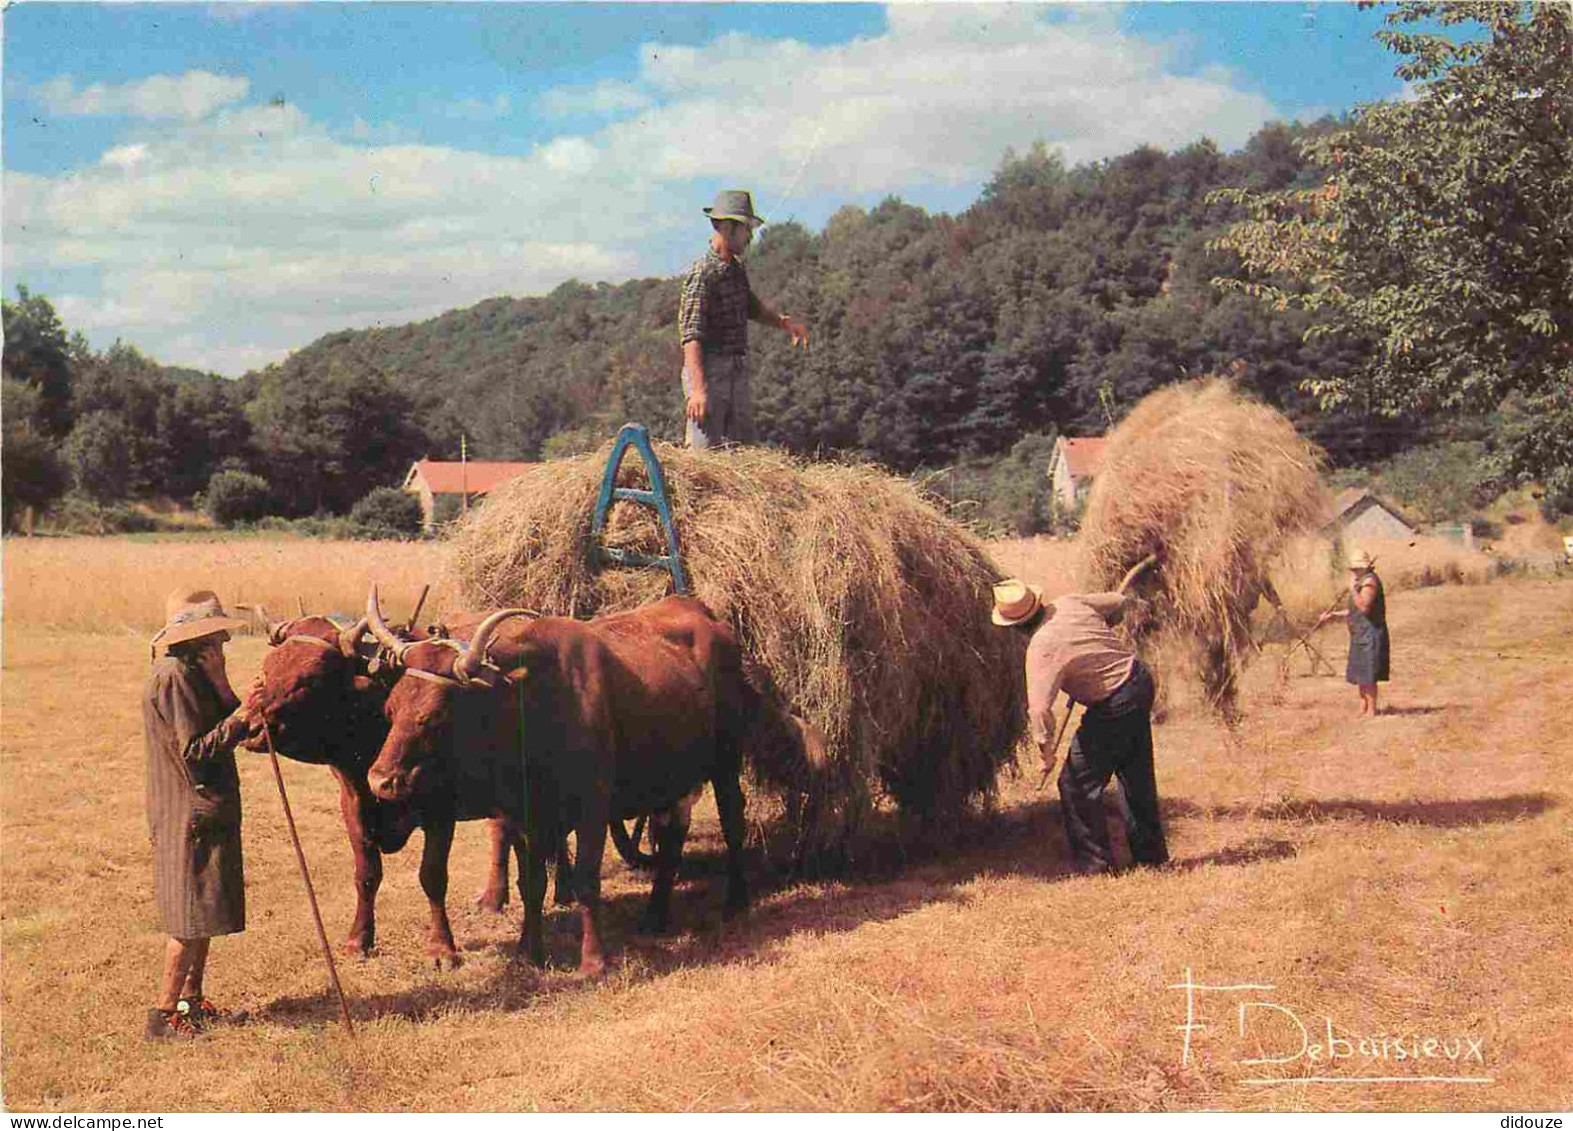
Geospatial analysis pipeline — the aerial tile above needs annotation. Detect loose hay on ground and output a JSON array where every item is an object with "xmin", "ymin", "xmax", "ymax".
[
  {"xmin": 1078, "ymin": 379, "xmax": 1328, "ymax": 719},
  {"xmin": 444, "ymin": 442, "xmax": 1026, "ymax": 859}
]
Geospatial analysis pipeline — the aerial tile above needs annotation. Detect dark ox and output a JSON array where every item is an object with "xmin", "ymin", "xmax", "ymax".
[
  {"xmin": 364, "ymin": 591, "xmax": 818, "ymax": 976},
  {"xmin": 240, "ymin": 612, "xmax": 562, "ymax": 967}
]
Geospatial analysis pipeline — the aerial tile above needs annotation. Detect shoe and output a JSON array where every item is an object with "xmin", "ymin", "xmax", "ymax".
[
  {"xmin": 180, "ymin": 997, "xmax": 249, "ymax": 1028},
  {"xmin": 145, "ymin": 1007, "xmax": 203, "ymax": 1041}
]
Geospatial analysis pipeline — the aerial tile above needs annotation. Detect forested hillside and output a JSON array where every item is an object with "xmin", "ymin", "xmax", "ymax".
[
  {"xmin": 262, "ymin": 120, "xmax": 1400, "ymax": 473},
  {"xmin": 0, "ymin": 114, "xmax": 1538, "ymax": 533}
]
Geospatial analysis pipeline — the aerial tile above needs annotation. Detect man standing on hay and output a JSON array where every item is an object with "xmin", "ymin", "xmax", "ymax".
[
  {"xmin": 678, "ymin": 189, "xmax": 807, "ymax": 449},
  {"xmin": 143, "ymin": 588, "xmax": 253, "ymax": 1039},
  {"xmin": 993, "ymin": 557, "xmax": 1166, "ymax": 875}
]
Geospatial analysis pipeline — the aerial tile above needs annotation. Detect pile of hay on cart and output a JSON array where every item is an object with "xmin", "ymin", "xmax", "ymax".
[{"xmin": 445, "ymin": 442, "xmax": 1026, "ymax": 860}]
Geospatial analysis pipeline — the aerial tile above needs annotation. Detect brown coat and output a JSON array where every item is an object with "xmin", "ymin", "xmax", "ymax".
[{"xmin": 144, "ymin": 655, "xmax": 246, "ymax": 938}]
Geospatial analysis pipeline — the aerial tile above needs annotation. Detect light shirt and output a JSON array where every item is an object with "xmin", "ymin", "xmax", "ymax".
[{"xmin": 1025, "ymin": 593, "xmax": 1137, "ymax": 744}]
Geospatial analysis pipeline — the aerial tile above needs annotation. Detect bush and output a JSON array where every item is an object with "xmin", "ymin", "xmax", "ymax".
[
  {"xmin": 45, "ymin": 494, "xmax": 158, "ymax": 535},
  {"xmin": 921, "ymin": 432, "xmax": 1059, "ymax": 538},
  {"xmin": 204, "ymin": 470, "xmax": 272, "ymax": 526},
  {"xmin": 349, "ymin": 487, "xmax": 424, "ymax": 540}
]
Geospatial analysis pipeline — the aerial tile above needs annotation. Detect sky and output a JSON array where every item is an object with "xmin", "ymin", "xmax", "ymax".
[{"xmin": 2, "ymin": 2, "xmax": 1414, "ymax": 377}]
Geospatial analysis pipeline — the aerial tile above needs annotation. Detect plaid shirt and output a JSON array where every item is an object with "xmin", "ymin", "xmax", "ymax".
[{"xmin": 679, "ymin": 248, "xmax": 762, "ymax": 356}]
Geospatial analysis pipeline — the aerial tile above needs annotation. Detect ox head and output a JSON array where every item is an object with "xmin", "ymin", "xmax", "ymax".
[
  {"xmin": 239, "ymin": 613, "xmax": 383, "ymax": 764},
  {"xmin": 363, "ymin": 585, "xmax": 535, "ymax": 802}
]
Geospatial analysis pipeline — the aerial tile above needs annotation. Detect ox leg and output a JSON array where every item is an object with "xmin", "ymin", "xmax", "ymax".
[
  {"xmin": 553, "ymin": 833, "xmax": 576, "ymax": 906},
  {"xmin": 475, "ymin": 817, "xmax": 511, "ymax": 913},
  {"xmin": 514, "ymin": 831, "xmax": 549, "ymax": 969},
  {"xmin": 637, "ymin": 800, "xmax": 693, "ymax": 936},
  {"xmin": 571, "ymin": 815, "xmax": 609, "ymax": 978},
  {"xmin": 419, "ymin": 817, "xmax": 462, "ymax": 970},
  {"xmin": 714, "ymin": 771, "xmax": 750, "ymax": 919},
  {"xmin": 333, "ymin": 768, "xmax": 383, "ymax": 957}
]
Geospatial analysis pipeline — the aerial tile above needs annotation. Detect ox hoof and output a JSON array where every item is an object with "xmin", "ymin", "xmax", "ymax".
[
  {"xmin": 429, "ymin": 949, "xmax": 463, "ymax": 971},
  {"xmin": 512, "ymin": 944, "xmax": 548, "ymax": 970},
  {"xmin": 573, "ymin": 959, "xmax": 607, "ymax": 981},
  {"xmin": 553, "ymin": 889, "xmax": 577, "ymax": 908},
  {"xmin": 340, "ymin": 940, "xmax": 377, "ymax": 960},
  {"xmin": 474, "ymin": 890, "xmax": 509, "ymax": 914}
]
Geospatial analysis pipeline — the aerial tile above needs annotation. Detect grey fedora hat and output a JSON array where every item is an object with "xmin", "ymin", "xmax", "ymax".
[{"xmin": 703, "ymin": 189, "xmax": 765, "ymax": 229}]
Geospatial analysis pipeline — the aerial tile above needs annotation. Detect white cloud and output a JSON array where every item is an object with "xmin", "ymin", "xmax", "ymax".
[
  {"xmin": 101, "ymin": 144, "xmax": 149, "ymax": 169},
  {"xmin": 4, "ymin": 8, "xmax": 1285, "ymax": 375},
  {"xmin": 36, "ymin": 70, "xmax": 250, "ymax": 121}
]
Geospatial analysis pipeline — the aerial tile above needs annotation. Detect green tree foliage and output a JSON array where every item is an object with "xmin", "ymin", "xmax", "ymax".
[
  {"xmin": 246, "ymin": 354, "xmax": 426, "ymax": 516},
  {"xmin": 203, "ymin": 469, "xmax": 272, "ymax": 526},
  {"xmin": 17, "ymin": 111, "xmax": 1467, "ymax": 523},
  {"xmin": 1375, "ymin": 440, "xmax": 1496, "ymax": 524},
  {"xmin": 1211, "ymin": 2, "xmax": 1572, "ymax": 482},
  {"xmin": 1, "ymin": 287, "xmax": 74, "ymax": 436},
  {"xmin": 1, "ymin": 378, "xmax": 69, "ymax": 528},
  {"xmin": 348, "ymin": 486, "xmax": 425, "ymax": 539}
]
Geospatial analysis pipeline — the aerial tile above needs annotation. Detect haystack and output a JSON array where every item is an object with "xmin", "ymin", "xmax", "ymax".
[
  {"xmin": 445, "ymin": 441, "xmax": 1026, "ymax": 858},
  {"xmin": 1078, "ymin": 379, "xmax": 1327, "ymax": 719}
]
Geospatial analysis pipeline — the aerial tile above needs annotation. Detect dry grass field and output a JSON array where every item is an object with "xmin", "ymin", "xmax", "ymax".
[{"xmin": 2, "ymin": 536, "xmax": 1570, "ymax": 1111}]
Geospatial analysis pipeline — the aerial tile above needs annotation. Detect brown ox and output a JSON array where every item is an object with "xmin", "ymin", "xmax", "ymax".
[
  {"xmin": 364, "ymin": 591, "xmax": 812, "ymax": 976},
  {"xmin": 240, "ymin": 613, "xmax": 566, "ymax": 967}
]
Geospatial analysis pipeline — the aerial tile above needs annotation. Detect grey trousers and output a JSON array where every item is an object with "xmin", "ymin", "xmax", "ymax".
[{"xmin": 682, "ymin": 353, "xmax": 753, "ymax": 448}]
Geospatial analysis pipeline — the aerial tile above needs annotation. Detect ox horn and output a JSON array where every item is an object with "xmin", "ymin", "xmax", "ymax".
[
  {"xmin": 266, "ymin": 620, "xmax": 291, "ymax": 646},
  {"xmin": 456, "ymin": 608, "xmax": 536, "ymax": 683},
  {"xmin": 365, "ymin": 585, "xmax": 409, "ymax": 664},
  {"xmin": 338, "ymin": 616, "xmax": 371, "ymax": 658}
]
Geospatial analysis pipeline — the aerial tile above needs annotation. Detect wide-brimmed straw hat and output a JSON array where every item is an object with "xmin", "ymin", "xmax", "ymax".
[
  {"xmin": 703, "ymin": 189, "xmax": 765, "ymax": 229},
  {"xmin": 1347, "ymin": 549, "xmax": 1375, "ymax": 569},
  {"xmin": 152, "ymin": 588, "xmax": 247, "ymax": 653},
  {"xmin": 991, "ymin": 578, "xmax": 1048, "ymax": 627}
]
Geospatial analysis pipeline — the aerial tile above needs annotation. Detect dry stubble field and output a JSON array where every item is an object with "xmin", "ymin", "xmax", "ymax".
[{"xmin": 2, "ymin": 537, "xmax": 1570, "ymax": 1112}]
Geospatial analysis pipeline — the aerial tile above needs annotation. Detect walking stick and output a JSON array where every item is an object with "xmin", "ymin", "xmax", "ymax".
[{"xmin": 261, "ymin": 723, "xmax": 356, "ymax": 1037}]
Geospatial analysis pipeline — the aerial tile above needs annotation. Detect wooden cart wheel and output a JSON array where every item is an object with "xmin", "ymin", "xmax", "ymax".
[{"xmin": 609, "ymin": 813, "xmax": 656, "ymax": 868}]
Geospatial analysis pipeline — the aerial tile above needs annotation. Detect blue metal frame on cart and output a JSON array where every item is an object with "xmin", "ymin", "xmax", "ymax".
[{"xmin": 590, "ymin": 423, "xmax": 690, "ymax": 596}]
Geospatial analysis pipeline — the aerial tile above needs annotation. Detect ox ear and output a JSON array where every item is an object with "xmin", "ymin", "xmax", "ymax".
[{"xmin": 501, "ymin": 665, "xmax": 530, "ymax": 686}]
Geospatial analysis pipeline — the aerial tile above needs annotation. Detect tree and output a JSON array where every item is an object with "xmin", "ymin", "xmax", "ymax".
[
  {"xmin": 1, "ymin": 378, "xmax": 69, "ymax": 529},
  {"xmin": 1210, "ymin": 3, "xmax": 1572, "ymax": 483},
  {"xmin": 247, "ymin": 355, "xmax": 427, "ymax": 515},
  {"xmin": 1, "ymin": 287, "xmax": 74, "ymax": 436},
  {"xmin": 65, "ymin": 410, "xmax": 133, "ymax": 503}
]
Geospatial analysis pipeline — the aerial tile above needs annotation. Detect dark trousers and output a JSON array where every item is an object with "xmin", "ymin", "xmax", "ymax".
[{"xmin": 1057, "ymin": 660, "xmax": 1168, "ymax": 874}]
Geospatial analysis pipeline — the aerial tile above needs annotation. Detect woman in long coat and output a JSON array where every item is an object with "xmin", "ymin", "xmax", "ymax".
[
  {"xmin": 144, "ymin": 588, "xmax": 250, "ymax": 1039},
  {"xmin": 1318, "ymin": 549, "xmax": 1390, "ymax": 716}
]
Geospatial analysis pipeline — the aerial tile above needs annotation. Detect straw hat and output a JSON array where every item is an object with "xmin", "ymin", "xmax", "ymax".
[
  {"xmin": 703, "ymin": 189, "xmax": 765, "ymax": 229},
  {"xmin": 991, "ymin": 579, "xmax": 1047, "ymax": 627},
  {"xmin": 152, "ymin": 588, "xmax": 247, "ymax": 653},
  {"xmin": 1346, "ymin": 549, "xmax": 1375, "ymax": 570}
]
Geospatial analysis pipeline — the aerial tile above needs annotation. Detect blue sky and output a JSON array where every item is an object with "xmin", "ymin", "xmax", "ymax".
[{"xmin": 2, "ymin": 3, "xmax": 1412, "ymax": 376}]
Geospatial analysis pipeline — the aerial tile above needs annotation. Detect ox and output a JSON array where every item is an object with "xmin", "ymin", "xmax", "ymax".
[
  {"xmin": 240, "ymin": 612, "xmax": 568, "ymax": 967},
  {"xmin": 363, "ymin": 591, "xmax": 814, "ymax": 976}
]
